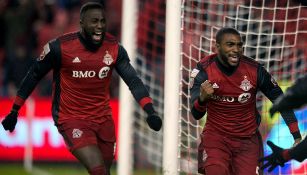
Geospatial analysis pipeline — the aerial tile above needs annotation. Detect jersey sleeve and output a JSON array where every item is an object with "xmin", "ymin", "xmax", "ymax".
[
  {"xmin": 12, "ymin": 40, "xmax": 59, "ymax": 111},
  {"xmin": 272, "ymin": 74, "xmax": 307, "ymax": 112},
  {"xmin": 115, "ymin": 44, "xmax": 155, "ymax": 115},
  {"xmin": 257, "ymin": 65, "xmax": 301, "ymax": 140},
  {"xmin": 190, "ymin": 63, "xmax": 208, "ymax": 120}
]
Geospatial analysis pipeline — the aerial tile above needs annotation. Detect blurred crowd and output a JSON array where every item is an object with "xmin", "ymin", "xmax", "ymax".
[{"xmin": 0, "ymin": 0, "xmax": 122, "ymax": 98}]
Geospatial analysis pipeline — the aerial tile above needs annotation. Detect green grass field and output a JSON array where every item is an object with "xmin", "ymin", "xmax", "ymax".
[{"xmin": 0, "ymin": 163, "xmax": 156, "ymax": 175}]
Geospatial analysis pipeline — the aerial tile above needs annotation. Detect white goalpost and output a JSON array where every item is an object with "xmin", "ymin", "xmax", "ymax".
[
  {"xmin": 118, "ymin": 0, "xmax": 137, "ymax": 174},
  {"xmin": 162, "ymin": 0, "xmax": 181, "ymax": 174}
]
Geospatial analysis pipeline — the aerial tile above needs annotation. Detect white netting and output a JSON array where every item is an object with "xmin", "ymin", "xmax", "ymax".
[
  {"xmin": 180, "ymin": 0, "xmax": 307, "ymax": 175},
  {"xmin": 131, "ymin": 0, "xmax": 165, "ymax": 173}
]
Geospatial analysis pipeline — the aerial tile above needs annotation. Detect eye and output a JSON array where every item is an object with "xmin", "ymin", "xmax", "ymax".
[
  {"xmin": 91, "ymin": 19, "xmax": 98, "ymax": 23},
  {"xmin": 227, "ymin": 42, "xmax": 234, "ymax": 46}
]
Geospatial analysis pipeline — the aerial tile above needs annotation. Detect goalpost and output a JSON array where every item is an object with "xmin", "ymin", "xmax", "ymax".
[{"xmin": 119, "ymin": 0, "xmax": 307, "ymax": 175}]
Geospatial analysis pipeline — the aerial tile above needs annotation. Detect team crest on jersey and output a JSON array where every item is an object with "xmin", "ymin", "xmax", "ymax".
[
  {"xmin": 240, "ymin": 76, "xmax": 252, "ymax": 91},
  {"xmin": 38, "ymin": 44, "xmax": 50, "ymax": 61},
  {"xmin": 72, "ymin": 129, "xmax": 83, "ymax": 139},
  {"xmin": 103, "ymin": 51, "xmax": 113, "ymax": 65}
]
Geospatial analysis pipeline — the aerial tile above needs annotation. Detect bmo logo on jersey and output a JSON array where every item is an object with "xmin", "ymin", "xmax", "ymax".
[
  {"xmin": 211, "ymin": 92, "xmax": 251, "ymax": 103},
  {"xmin": 238, "ymin": 93, "xmax": 251, "ymax": 103},
  {"xmin": 72, "ymin": 66, "xmax": 110, "ymax": 79}
]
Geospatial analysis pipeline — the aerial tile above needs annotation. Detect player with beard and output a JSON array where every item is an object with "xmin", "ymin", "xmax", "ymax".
[
  {"xmin": 190, "ymin": 27, "xmax": 301, "ymax": 175},
  {"xmin": 259, "ymin": 74, "xmax": 307, "ymax": 172},
  {"xmin": 1, "ymin": 2, "xmax": 162, "ymax": 175}
]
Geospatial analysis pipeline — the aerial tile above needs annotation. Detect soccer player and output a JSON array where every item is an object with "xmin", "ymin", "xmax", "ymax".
[
  {"xmin": 190, "ymin": 27, "xmax": 302, "ymax": 175},
  {"xmin": 1, "ymin": 2, "xmax": 162, "ymax": 175},
  {"xmin": 260, "ymin": 74, "xmax": 307, "ymax": 172}
]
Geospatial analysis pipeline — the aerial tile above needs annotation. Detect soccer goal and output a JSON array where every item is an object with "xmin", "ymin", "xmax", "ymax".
[{"xmin": 119, "ymin": 0, "xmax": 307, "ymax": 175}]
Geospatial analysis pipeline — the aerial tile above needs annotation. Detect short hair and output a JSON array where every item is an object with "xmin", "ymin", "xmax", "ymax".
[
  {"xmin": 80, "ymin": 2, "xmax": 105, "ymax": 20},
  {"xmin": 215, "ymin": 27, "xmax": 241, "ymax": 44}
]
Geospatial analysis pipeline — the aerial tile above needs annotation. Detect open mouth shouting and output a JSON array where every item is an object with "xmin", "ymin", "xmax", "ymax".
[
  {"xmin": 92, "ymin": 31, "xmax": 104, "ymax": 42},
  {"xmin": 228, "ymin": 54, "xmax": 240, "ymax": 65}
]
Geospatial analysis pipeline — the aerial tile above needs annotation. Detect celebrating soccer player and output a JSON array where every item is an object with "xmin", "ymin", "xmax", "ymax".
[
  {"xmin": 190, "ymin": 27, "xmax": 301, "ymax": 175},
  {"xmin": 1, "ymin": 2, "xmax": 162, "ymax": 175}
]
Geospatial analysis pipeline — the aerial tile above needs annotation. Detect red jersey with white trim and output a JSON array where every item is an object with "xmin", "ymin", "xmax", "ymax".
[{"xmin": 57, "ymin": 32, "xmax": 118, "ymax": 124}]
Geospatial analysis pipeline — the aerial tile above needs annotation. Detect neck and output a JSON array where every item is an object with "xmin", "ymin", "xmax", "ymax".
[
  {"xmin": 78, "ymin": 31, "xmax": 102, "ymax": 52},
  {"xmin": 217, "ymin": 55, "xmax": 231, "ymax": 68},
  {"xmin": 216, "ymin": 55, "xmax": 237, "ymax": 75}
]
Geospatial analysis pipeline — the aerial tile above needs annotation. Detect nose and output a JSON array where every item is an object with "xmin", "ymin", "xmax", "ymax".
[
  {"xmin": 97, "ymin": 21, "xmax": 105, "ymax": 29},
  {"xmin": 97, "ymin": 22, "xmax": 102, "ymax": 28},
  {"xmin": 233, "ymin": 44, "xmax": 242, "ymax": 53}
]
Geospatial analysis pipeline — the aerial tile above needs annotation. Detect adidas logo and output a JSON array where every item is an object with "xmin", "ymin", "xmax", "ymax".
[
  {"xmin": 212, "ymin": 83, "xmax": 219, "ymax": 89},
  {"xmin": 72, "ymin": 57, "xmax": 81, "ymax": 63}
]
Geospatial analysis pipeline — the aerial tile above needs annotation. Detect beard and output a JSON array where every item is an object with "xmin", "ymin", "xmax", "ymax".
[
  {"xmin": 80, "ymin": 27, "xmax": 106, "ymax": 52},
  {"xmin": 85, "ymin": 30, "xmax": 104, "ymax": 44}
]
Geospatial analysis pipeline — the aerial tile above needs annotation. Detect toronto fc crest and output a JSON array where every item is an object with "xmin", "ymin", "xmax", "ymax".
[
  {"xmin": 103, "ymin": 51, "xmax": 113, "ymax": 65},
  {"xmin": 240, "ymin": 76, "xmax": 252, "ymax": 91},
  {"xmin": 72, "ymin": 129, "xmax": 83, "ymax": 139}
]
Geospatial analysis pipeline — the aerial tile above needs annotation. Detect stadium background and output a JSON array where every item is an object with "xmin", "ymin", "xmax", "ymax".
[{"xmin": 0, "ymin": 0, "xmax": 307, "ymax": 175}]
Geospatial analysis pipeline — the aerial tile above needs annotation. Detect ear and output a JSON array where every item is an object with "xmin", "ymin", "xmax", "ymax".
[{"xmin": 80, "ymin": 20, "xmax": 83, "ymax": 27}]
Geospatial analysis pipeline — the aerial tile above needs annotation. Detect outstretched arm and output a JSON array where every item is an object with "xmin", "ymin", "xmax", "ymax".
[{"xmin": 115, "ymin": 45, "xmax": 162, "ymax": 131}]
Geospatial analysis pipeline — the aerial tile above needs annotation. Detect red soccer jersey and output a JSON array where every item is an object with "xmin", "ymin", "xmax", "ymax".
[
  {"xmin": 56, "ymin": 32, "xmax": 118, "ymax": 124},
  {"xmin": 202, "ymin": 54, "xmax": 258, "ymax": 137},
  {"xmin": 15, "ymin": 31, "xmax": 155, "ymax": 126}
]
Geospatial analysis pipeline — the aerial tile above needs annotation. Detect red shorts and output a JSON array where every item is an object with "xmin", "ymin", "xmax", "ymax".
[
  {"xmin": 198, "ymin": 130, "xmax": 263, "ymax": 175},
  {"xmin": 57, "ymin": 118, "xmax": 116, "ymax": 162}
]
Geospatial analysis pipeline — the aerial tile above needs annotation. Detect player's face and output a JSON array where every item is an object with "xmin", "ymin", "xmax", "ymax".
[
  {"xmin": 216, "ymin": 33, "xmax": 243, "ymax": 67},
  {"xmin": 80, "ymin": 8, "xmax": 106, "ymax": 45}
]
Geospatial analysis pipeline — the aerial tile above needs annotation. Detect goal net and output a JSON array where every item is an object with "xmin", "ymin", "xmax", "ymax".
[
  {"xmin": 180, "ymin": 0, "xmax": 307, "ymax": 175},
  {"xmin": 130, "ymin": 0, "xmax": 165, "ymax": 173}
]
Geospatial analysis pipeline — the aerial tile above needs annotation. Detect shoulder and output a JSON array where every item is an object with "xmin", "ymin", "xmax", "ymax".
[
  {"xmin": 57, "ymin": 31, "xmax": 79, "ymax": 43},
  {"xmin": 240, "ymin": 55, "xmax": 260, "ymax": 68},
  {"xmin": 199, "ymin": 53, "xmax": 217, "ymax": 68},
  {"xmin": 104, "ymin": 33, "xmax": 118, "ymax": 44}
]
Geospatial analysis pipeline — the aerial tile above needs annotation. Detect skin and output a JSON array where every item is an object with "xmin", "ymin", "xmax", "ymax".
[
  {"xmin": 216, "ymin": 33, "xmax": 243, "ymax": 68},
  {"xmin": 80, "ymin": 8, "xmax": 106, "ymax": 45}
]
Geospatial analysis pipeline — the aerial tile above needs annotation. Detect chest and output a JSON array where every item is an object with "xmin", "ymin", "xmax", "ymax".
[
  {"xmin": 60, "ymin": 41, "xmax": 118, "ymax": 79},
  {"xmin": 206, "ymin": 62, "xmax": 258, "ymax": 96}
]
